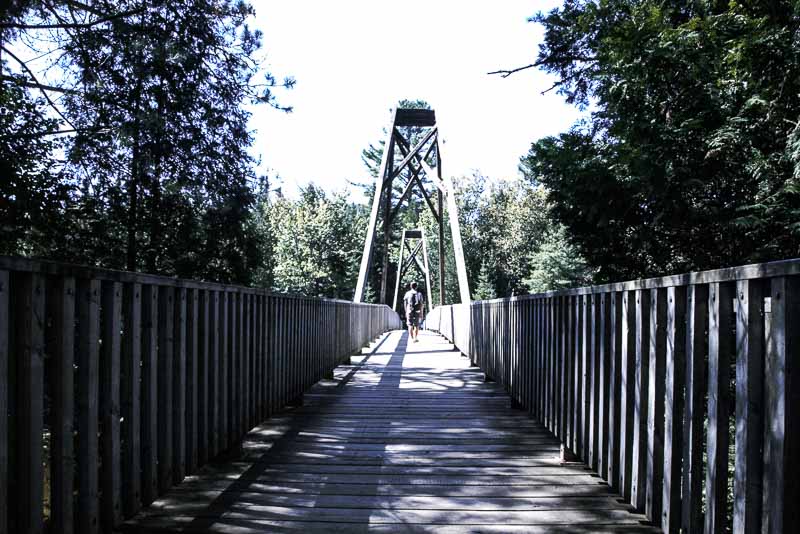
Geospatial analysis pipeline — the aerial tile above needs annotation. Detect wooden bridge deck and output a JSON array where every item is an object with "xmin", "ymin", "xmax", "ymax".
[{"xmin": 124, "ymin": 330, "xmax": 657, "ymax": 533}]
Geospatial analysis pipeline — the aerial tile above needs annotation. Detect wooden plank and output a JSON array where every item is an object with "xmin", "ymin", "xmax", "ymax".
[
  {"xmin": 196, "ymin": 290, "xmax": 210, "ymax": 466},
  {"xmin": 100, "ymin": 281, "xmax": 122, "ymax": 530},
  {"xmin": 763, "ymin": 276, "xmax": 800, "ymax": 533},
  {"xmin": 588, "ymin": 294, "xmax": 599, "ymax": 470},
  {"xmin": 631, "ymin": 289, "xmax": 650, "ymax": 511},
  {"xmin": 121, "ymin": 283, "xmax": 141, "ymax": 518},
  {"xmin": 561, "ymin": 296, "xmax": 570, "ymax": 448},
  {"xmin": 597, "ymin": 292, "xmax": 611, "ymax": 481},
  {"xmin": 681, "ymin": 284, "xmax": 707, "ymax": 533},
  {"xmin": 77, "ymin": 278, "xmax": 100, "ymax": 534},
  {"xmin": 645, "ymin": 288, "xmax": 665, "ymax": 522},
  {"xmin": 241, "ymin": 292, "xmax": 249, "ymax": 435},
  {"xmin": 661, "ymin": 286, "xmax": 685, "ymax": 533},
  {"xmin": 186, "ymin": 288, "xmax": 199, "ymax": 475},
  {"xmin": 564, "ymin": 296, "xmax": 574, "ymax": 449},
  {"xmin": 17, "ymin": 273, "xmax": 45, "ymax": 534},
  {"xmin": 618, "ymin": 290, "xmax": 635, "ymax": 501},
  {"xmin": 573, "ymin": 295, "xmax": 583, "ymax": 457},
  {"xmin": 254, "ymin": 294, "xmax": 262, "ymax": 425},
  {"xmin": 124, "ymin": 330, "xmax": 656, "ymax": 533},
  {"xmin": 46, "ymin": 276, "xmax": 75, "ymax": 532},
  {"xmin": 581, "ymin": 295, "xmax": 590, "ymax": 462},
  {"xmin": 209, "ymin": 291, "xmax": 220, "ymax": 456},
  {"xmin": 705, "ymin": 282, "xmax": 733, "ymax": 534},
  {"xmin": 173, "ymin": 287, "xmax": 187, "ymax": 485},
  {"xmin": 733, "ymin": 279, "xmax": 764, "ymax": 534},
  {"xmin": 158, "ymin": 286, "xmax": 175, "ymax": 493},
  {"xmin": 219, "ymin": 291, "xmax": 228, "ymax": 451},
  {"xmin": 266, "ymin": 297, "xmax": 275, "ymax": 418},
  {"xmin": 0, "ymin": 271, "xmax": 7, "ymax": 534},
  {"xmin": 140, "ymin": 285, "xmax": 158, "ymax": 505},
  {"xmin": 553, "ymin": 297, "xmax": 562, "ymax": 438}
]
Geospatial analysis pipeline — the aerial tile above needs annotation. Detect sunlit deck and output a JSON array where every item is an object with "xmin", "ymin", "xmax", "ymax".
[{"xmin": 123, "ymin": 330, "xmax": 655, "ymax": 533}]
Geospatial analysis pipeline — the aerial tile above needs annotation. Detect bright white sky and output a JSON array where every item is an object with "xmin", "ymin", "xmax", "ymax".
[{"xmin": 248, "ymin": 0, "xmax": 582, "ymax": 198}]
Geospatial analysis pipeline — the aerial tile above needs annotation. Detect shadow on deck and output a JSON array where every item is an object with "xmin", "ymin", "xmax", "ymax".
[{"xmin": 123, "ymin": 330, "xmax": 658, "ymax": 533}]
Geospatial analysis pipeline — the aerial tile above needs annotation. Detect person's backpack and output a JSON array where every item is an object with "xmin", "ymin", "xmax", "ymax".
[{"xmin": 412, "ymin": 291, "xmax": 422, "ymax": 312}]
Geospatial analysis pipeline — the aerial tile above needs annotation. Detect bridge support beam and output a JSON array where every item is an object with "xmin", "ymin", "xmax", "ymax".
[{"xmin": 353, "ymin": 108, "xmax": 471, "ymax": 306}]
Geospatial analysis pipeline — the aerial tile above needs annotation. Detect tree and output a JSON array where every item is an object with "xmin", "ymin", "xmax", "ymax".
[
  {"xmin": 519, "ymin": 0, "xmax": 800, "ymax": 281},
  {"xmin": 268, "ymin": 185, "xmax": 366, "ymax": 299},
  {"xmin": 0, "ymin": 74, "xmax": 68, "ymax": 256},
  {"xmin": 2, "ymin": 0, "xmax": 293, "ymax": 284},
  {"xmin": 525, "ymin": 224, "xmax": 595, "ymax": 293}
]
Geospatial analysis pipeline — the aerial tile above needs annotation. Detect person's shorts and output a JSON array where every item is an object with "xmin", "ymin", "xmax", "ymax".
[{"xmin": 407, "ymin": 311, "xmax": 420, "ymax": 327}]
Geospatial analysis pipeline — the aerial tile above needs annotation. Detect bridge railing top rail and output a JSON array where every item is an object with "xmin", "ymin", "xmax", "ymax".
[
  {"xmin": 0, "ymin": 255, "xmax": 388, "ymax": 307},
  {"xmin": 471, "ymin": 257, "xmax": 800, "ymax": 303}
]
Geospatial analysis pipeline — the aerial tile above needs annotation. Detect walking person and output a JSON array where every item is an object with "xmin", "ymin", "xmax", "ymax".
[{"xmin": 403, "ymin": 282, "xmax": 425, "ymax": 342}]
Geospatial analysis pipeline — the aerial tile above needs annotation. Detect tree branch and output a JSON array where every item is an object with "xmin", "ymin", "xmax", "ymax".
[
  {"xmin": 1, "ymin": 46, "xmax": 76, "ymax": 129},
  {"xmin": 0, "ymin": 8, "xmax": 142, "ymax": 30},
  {"xmin": 487, "ymin": 63, "xmax": 538, "ymax": 78},
  {"xmin": 1, "ymin": 75, "xmax": 78, "ymax": 94}
]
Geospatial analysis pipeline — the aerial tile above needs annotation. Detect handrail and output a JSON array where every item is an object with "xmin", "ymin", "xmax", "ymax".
[
  {"xmin": 0, "ymin": 255, "xmax": 401, "ymax": 534},
  {"xmin": 427, "ymin": 257, "xmax": 799, "ymax": 533}
]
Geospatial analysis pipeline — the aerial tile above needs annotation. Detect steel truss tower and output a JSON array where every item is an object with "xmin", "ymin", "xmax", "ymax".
[{"xmin": 353, "ymin": 108, "xmax": 470, "ymax": 306}]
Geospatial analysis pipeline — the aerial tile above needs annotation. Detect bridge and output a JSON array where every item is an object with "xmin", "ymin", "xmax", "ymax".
[
  {"xmin": 1, "ymin": 108, "xmax": 798, "ymax": 533},
  {"xmin": 1, "ymin": 255, "xmax": 798, "ymax": 533}
]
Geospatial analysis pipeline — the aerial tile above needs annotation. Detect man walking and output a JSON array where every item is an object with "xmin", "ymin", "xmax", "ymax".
[{"xmin": 403, "ymin": 282, "xmax": 424, "ymax": 342}]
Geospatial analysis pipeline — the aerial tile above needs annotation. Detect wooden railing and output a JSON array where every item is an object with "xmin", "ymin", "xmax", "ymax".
[
  {"xmin": 426, "ymin": 258, "xmax": 800, "ymax": 534},
  {"xmin": 0, "ymin": 256, "xmax": 400, "ymax": 534}
]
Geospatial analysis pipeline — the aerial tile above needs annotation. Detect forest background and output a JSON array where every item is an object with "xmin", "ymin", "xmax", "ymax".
[{"xmin": 3, "ymin": 1, "xmax": 799, "ymax": 310}]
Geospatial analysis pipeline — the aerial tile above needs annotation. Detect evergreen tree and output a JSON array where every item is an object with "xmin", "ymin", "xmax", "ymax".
[{"xmin": 518, "ymin": 0, "xmax": 800, "ymax": 281}]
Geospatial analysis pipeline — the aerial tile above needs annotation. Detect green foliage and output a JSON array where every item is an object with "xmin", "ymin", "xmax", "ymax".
[
  {"xmin": 0, "ymin": 75, "xmax": 67, "ymax": 256},
  {"xmin": 2, "ymin": 1, "xmax": 292, "ymax": 284},
  {"xmin": 525, "ymin": 225, "xmax": 595, "ymax": 293},
  {"xmin": 522, "ymin": 0, "xmax": 800, "ymax": 281},
  {"xmin": 265, "ymin": 185, "xmax": 366, "ymax": 299}
]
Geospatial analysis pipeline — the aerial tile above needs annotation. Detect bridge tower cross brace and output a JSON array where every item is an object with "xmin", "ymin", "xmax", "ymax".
[
  {"xmin": 391, "ymin": 228, "xmax": 434, "ymax": 312},
  {"xmin": 353, "ymin": 108, "xmax": 471, "ymax": 306}
]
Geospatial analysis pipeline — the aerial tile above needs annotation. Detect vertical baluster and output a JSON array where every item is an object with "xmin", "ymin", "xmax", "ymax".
[
  {"xmin": 588, "ymin": 293, "xmax": 600, "ymax": 471},
  {"xmin": 564, "ymin": 295, "xmax": 574, "ymax": 450},
  {"xmin": 705, "ymin": 282, "xmax": 733, "ymax": 533},
  {"xmin": 763, "ymin": 276, "xmax": 800, "ymax": 532},
  {"xmin": 619, "ymin": 290, "xmax": 635, "ymax": 501},
  {"xmin": 219, "ymin": 291, "xmax": 228, "ymax": 450},
  {"xmin": 47, "ymin": 276, "xmax": 75, "ymax": 531},
  {"xmin": 100, "ymin": 281, "xmax": 122, "ymax": 529},
  {"xmin": 210, "ymin": 291, "xmax": 221, "ymax": 456},
  {"xmin": 0, "ymin": 271, "xmax": 6, "ymax": 534},
  {"xmin": 17, "ymin": 273, "xmax": 45, "ymax": 534},
  {"xmin": 172, "ymin": 287, "xmax": 186, "ymax": 484},
  {"xmin": 573, "ymin": 294, "xmax": 583, "ymax": 457},
  {"xmin": 186, "ymin": 288, "xmax": 199, "ymax": 475},
  {"xmin": 682, "ymin": 284, "xmax": 708, "ymax": 533},
  {"xmin": 662, "ymin": 286, "xmax": 686, "ymax": 533},
  {"xmin": 197, "ymin": 289, "xmax": 209, "ymax": 466},
  {"xmin": 607, "ymin": 292, "xmax": 622, "ymax": 488},
  {"xmin": 582, "ymin": 294, "xmax": 592, "ymax": 465},
  {"xmin": 157, "ymin": 286, "xmax": 174, "ymax": 493},
  {"xmin": 121, "ymin": 283, "xmax": 141, "ymax": 518},
  {"xmin": 140, "ymin": 285, "xmax": 158, "ymax": 505},
  {"xmin": 645, "ymin": 288, "xmax": 666, "ymax": 521},
  {"xmin": 597, "ymin": 292, "xmax": 610, "ymax": 480},
  {"xmin": 77, "ymin": 278, "xmax": 100, "ymax": 533},
  {"xmin": 733, "ymin": 280, "xmax": 764, "ymax": 533},
  {"xmin": 631, "ymin": 289, "xmax": 650, "ymax": 510}
]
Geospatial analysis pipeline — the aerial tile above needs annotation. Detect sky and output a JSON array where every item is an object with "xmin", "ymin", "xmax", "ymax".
[{"xmin": 248, "ymin": 1, "xmax": 583, "ymax": 198}]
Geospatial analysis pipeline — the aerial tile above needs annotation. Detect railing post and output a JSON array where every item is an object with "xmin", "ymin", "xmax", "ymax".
[{"xmin": 733, "ymin": 279, "xmax": 764, "ymax": 533}]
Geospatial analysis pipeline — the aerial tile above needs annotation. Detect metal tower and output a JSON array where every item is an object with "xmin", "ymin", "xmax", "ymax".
[
  {"xmin": 353, "ymin": 108, "xmax": 470, "ymax": 306},
  {"xmin": 391, "ymin": 228, "xmax": 434, "ymax": 311}
]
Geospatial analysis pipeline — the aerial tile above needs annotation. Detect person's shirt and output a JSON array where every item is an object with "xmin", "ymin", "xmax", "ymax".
[{"xmin": 403, "ymin": 289, "xmax": 423, "ymax": 314}]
